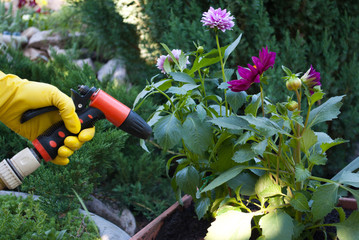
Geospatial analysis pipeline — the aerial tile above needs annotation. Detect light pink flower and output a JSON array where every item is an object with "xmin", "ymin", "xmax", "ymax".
[
  {"xmin": 201, "ymin": 7, "xmax": 235, "ymax": 32},
  {"xmin": 156, "ymin": 49, "xmax": 190, "ymax": 74}
]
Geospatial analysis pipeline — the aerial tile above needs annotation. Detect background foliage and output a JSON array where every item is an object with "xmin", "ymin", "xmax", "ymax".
[{"xmin": 137, "ymin": 0, "xmax": 359, "ymax": 176}]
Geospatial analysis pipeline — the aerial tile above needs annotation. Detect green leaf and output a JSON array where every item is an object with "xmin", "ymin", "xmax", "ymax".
[
  {"xmin": 245, "ymin": 93, "xmax": 261, "ymax": 116},
  {"xmin": 335, "ymin": 211, "xmax": 359, "ymax": 240},
  {"xmin": 189, "ymin": 47, "xmax": 227, "ymax": 74},
  {"xmin": 209, "ymin": 116, "xmax": 250, "ymax": 130},
  {"xmin": 308, "ymin": 153, "xmax": 327, "ymax": 166},
  {"xmin": 160, "ymin": 43, "xmax": 180, "ymax": 69},
  {"xmin": 176, "ymin": 166, "xmax": 200, "ymax": 196},
  {"xmin": 153, "ymin": 114, "xmax": 183, "ymax": 149},
  {"xmin": 178, "ymin": 52, "xmax": 188, "ymax": 71},
  {"xmin": 252, "ymin": 139, "xmax": 268, "ymax": 157},
  {"xmin": 182, "ymin": 113, "xmax": 213, "ymax": 155},
  {"xmin": 212, "ymin": 68, "xmax": 235, "ymax": 82},
  {"xmin": 281, "ymin": 65, "xmax": 292, "ymax": 76},
  {"xmin": 205, "ymin": 210, "xmax": 253, "ymax": 240},
  {"xmin": 255, "ymin": 174, "xmax": 282, "ymax": 203},
  {"xmin": 240, "ymin": 115, "xmax": 288, "ymax": 138},
  {"xmin": 163, "ymin": 57, "xmax": 172, "ymax": 73},
  {"xmin": 290, "ymin": 192, "xmax": 310, "ymax": 212},
  {"xmin": 133, "ymin": 78, "xmax": 171, "ymax": 109},
  {"xmin": 311, "ymin": 183, "xmax": 339, "ymax": 222},
  {"xmin": 139, "ymin": 139, "xmax": 149, "ymax": 152},
  {"xmin": 295, "ymin": 164, "xmax": 311, "ymax": 182},
  {"xmin": 201, "ymin": 166, "xmax": 246, "ymax": 193},
  {"xmin": 228, "ymin": 172, "xmax": 258, "ymax": 196},
  {"xmin": 338, "ymin": 171, "xmax": 359, "ymax": 188},
  {"xmin": 167, "ymin": 84, "xmax": 199, "ymax": 95},
  {"xmin": 332, "ymin": 156, "xmax": 359, "ymax": 182},
  {"xmin": 169, "ymin": 72, "xmax": 196, "ymax": 84},
  {"xmin": 300, "ymin": 128, "xmax": 317, "ymax": 153},
  {"xmin": 259, "ymin": 210, "xmax": 294, "ymax": 240},
  {"xmin": 227, "ymin": 90, "xmax": 247, "ymax": 113},
  {"xmin": 320, "ymin": 138, "xmax": 348, "ymax": 153},
  {"xmin": 310, "ymin": 91, "xmax": 325, "ymax": 106},
  {"xmin": 195, "ymin": 197, "xmax": 211, "ymax": 220},
  {"xmin": 224, "ymin": 33, "xmax": 242, "ymax": 65},
  {"xmin": 307, "ymin": 96, "xmax": 344, "ymax": 128},
  {"xmin": 232, "ymin": 144, "xmax": 256, "ymax": 163},
  {"xmin": 196, "ymin": 104, "xmax": 207, "ymax": 121},
  {"xmin": 235, "ymin": 131, "xmax": 255, "ymax": 145}
]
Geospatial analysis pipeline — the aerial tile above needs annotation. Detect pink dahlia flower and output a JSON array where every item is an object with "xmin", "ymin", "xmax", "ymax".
[
  {"xmin": 301, "ymin": 65, "xmax": 321, "ymax": 94},
  {"xmin": 228, "ymin": 47, "xmax": 276, "ymax": 92},
  {"xmin": 201, "ymin": 7, "xmax": 235, "ymax": 32},
  {"xmin": 156, "ymin": 49, "xmax": 190, "ymax": 74}
]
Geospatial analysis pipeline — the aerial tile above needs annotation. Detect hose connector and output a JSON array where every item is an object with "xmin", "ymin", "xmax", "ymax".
[{"xmin": 0, "ymin": 148, "xmax": 40, "ymax": 190}]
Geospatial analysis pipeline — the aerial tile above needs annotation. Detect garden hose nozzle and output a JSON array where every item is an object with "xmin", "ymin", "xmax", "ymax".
[
  {"xmin": 0, "ymin": 85, "xmax": 151, "ymax": 189},
  {"xmin": 0, "ymin": 148, "xmax": 41, "ymax": 190}
]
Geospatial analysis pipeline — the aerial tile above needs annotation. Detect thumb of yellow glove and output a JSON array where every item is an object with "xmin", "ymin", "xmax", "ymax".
[
  {"xmin": 51, "ymin": 127, "xmax": 96, "ymax": 165},
  {"xmin": 0, "ymin": 71, "xmax": 81, "ymax": 141}
]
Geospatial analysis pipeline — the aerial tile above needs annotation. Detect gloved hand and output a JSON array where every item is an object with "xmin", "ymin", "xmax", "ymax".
[{"xmin": 0, "ymin": 71, "xmax": 95, "ymax": 165}]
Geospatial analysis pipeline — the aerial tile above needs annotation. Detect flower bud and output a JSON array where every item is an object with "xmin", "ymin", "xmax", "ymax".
[
  {"xmin": 286, "ymin": 100, "xmax": 298, "ymax": 111},
  {"xmin": 286, "ymin": 76, "xmax": 302, "ymax": 91},
  {"xmin": 197, "ymin": 46, "xmax": 204, "ymax": 54}
]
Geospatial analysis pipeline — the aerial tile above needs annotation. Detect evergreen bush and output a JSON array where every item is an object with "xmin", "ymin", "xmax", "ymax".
[{"xmin": 0, "ymin": 194, "xmax": 99, "ymax": 240}]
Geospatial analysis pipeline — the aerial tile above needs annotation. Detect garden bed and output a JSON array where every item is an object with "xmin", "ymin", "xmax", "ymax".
[{"xmin": 133, "ymin": 196, "xmax": 357, "ymax": 240}]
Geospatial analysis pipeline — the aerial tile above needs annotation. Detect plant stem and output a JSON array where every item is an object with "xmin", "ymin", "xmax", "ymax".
[
  {"xmin": 153, "ymin": 85, "xmax": 175, "ymax": 112},
  {"xmin": 198, "ymin": 69, "xmax": 207, "ymax": 106},
  {"xmin": 260, "ymin": 82, "xmax": 265, "ymax": 117},
  {"xmin": 306, "ymin": 223, "xmax": 336, "ymax": 230},
  {"xmin": 215, "ymin": 32, "xmax": 228, "ymax": 117}
]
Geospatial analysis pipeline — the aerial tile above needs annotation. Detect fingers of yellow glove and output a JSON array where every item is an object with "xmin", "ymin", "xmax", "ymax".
[
  {"xmin": 64, "ymin": 136, "xmax": 83, "ymax": 151},
  {"xmin": 78, "ymin": 127, "xmax": 95, "ymax": 142},
  {"xmin": 51, "ymin": 89, "xmax": 81, "ymax": 134},
  {"xmin": 58, "ymin": 146, "xmax": 74, "ymax": 158},
  {"xmin": 51, "ymin": 156, "xmax": 70, "ymax": 166}
]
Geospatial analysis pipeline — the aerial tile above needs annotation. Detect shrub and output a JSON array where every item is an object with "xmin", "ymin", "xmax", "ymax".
[{"xmin": 0, "ymin": 194, "xmax": 99, "ymax": 240}]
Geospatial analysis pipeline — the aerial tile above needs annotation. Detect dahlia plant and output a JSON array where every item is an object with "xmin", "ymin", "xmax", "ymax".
[{"xmin": 135, "ymin": 6, "xmax": 359, "ymax": 240}]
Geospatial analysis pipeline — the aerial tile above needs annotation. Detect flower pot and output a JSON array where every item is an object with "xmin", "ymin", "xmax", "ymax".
[
  {"xmin": 131, "ymin": 195, "xmax": 357, "ymax": 240},
  {"xmin": 338, "ymin": 197, "xmax": 358, "ymax": 210},
  {"xmin": 131, "ymin": 195, "xmax": 194, "ymax": 240}
]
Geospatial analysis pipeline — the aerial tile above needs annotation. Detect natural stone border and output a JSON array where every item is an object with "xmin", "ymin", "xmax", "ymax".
[{"xmin": 0, "ymin": 190, "xmax": 130, "ymax": 240}]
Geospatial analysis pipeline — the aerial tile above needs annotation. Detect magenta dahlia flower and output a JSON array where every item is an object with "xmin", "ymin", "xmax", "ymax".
[
  {"xmin": 301, "ymin": 65, "xmax": 321, "ymax": 94},
  {"xmin": 228, "ymin": 47, "xmax": 276, "ymax": 92},
  {"xmin": 156, "ymin": 49, "xmax": 190, "ymax": 74},
  {"xmin": 201, "ymin": 7, "xmax": 235, "ymax": 32},
  {"xmin": 252, "ymin": 47, "xmax": 276, "ymax": 75},
  {"xmin": 228, "ymin": 79, "xmax": 252, "ymax": 92}
]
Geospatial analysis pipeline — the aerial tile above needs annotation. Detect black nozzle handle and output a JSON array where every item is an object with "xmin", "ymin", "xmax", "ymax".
[{"xmin": 33, "ymin": 107, "xmax": 105, "ymax": 162}]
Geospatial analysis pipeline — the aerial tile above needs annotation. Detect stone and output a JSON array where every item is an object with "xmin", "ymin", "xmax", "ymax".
[
  {"xmin": 85, "ymin": 195, "xmax": 136, "ymax": 236},
  {"xmin": 22, "ymin": 27, "xmax": 40, "ymax": 39},
  {"xmin": 73, "ymin": 58, "xmax": 96, "ymax": 71},
  {"xmin": 28, "ymin": 30, "xmax": 65, "ymax": 49},
  {"xmin": 97, "ymin": 59, "xmax": 127, "ymax": 84},
  {"xmin": 23, "ymin": 47, "xmax": 48, "ymax": 61}
]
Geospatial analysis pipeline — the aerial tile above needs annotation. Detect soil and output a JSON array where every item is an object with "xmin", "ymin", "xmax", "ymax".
[
  {"xmin": 155, "ymin": 202, "xmax": 354, "ymax": 240},
  {"xmin": 155, "ymin": 202, "xmax": 211, "ymax": 240}
]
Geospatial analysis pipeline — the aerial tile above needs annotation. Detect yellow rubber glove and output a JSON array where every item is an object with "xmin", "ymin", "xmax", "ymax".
[{"xmin": 0, "ymin": 70, "xmax": 95, "ymax": 165}]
